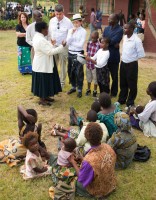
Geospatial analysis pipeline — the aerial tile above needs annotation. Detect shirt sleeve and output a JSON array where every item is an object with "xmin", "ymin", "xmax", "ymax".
[
  {"xmin": 138, "ymin": 102, "xmax": 155, "ymax": 123},
  {"xmin": 96, "ymin": 51, "xmax": 110, "ymax": 68},
  {"xmin": 38, "ymin": 39, "xmax": 64, "ymax": 56},
  {"xmin": 70, "ymin": 30, "xmax": 87, "ymax": 49},
  {"xmin": 26, "ymin": 26, "xmax": 33, "ymax": 46},
  {"xmin": 135, "ymin": 38, "xmax": 145, "ymax": 59},
  {"xmin": 109, "ymin": 28, "xmax": 123, "ymax": 46},
  {"xmin": 78, "ymin": 161, "xmax": 94, "ymax": 188}
]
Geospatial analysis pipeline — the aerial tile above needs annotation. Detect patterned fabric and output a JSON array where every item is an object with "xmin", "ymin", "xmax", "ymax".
[
  {"xmin": 114, "ymin": 112, "xmax": 131, "ymax": 131},
  {"xmin": 18, "ymin": 46, "xmax": 31, "ymax": 67},
  {"xmin": 107, "ymin": 125, "xmax": 137, "ymax": 169},
  {"xmin": 96, "ymin": 64, "xmax": 110, "ymax": 86},
  {"xmin": 0, "ymin": 138, "xmax": 26, "ymax": 167},
  {"xmin": 86, "ymin": 41, "xmax": 100, "ymax": 70},
  {"xmin": 83, "ymin": 143, "xmax": 116, "ymax": 197},
  {"xmin": 98, "ymin": 102, "xmax": 121, "ymax": 137}
]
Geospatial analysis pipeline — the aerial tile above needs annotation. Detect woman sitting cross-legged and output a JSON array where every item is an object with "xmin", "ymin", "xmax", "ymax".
[{"xmin": 68, "ymin": 122, "xmax": 116, "ymax": 199}]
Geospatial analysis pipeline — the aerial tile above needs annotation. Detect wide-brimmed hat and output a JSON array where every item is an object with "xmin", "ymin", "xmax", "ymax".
[{"xmin": 72, "ymin": 13, "xmax": 82, "ymax": 21}]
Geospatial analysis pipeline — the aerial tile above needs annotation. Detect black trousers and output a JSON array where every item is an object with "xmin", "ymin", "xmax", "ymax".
[
  {"xmin": 108, "ymin": 62, "xmax": 119, "ymax": 96},
  {"xmin": 118, "ymin": 61, "xmax": 138, "ymax": 106},
  {"xmin": 68, "ymin": 53, "xmax": 84, "ymax": 91}
]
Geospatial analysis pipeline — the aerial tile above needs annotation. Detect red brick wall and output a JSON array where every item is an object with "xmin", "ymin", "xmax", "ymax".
[
  {"xmin": 144, "ymin": 6, "xmax": 156, "ymax": 53},
  {"xmin": 114, "ymin": 0, "xmax": 129, "ymax": 22}
]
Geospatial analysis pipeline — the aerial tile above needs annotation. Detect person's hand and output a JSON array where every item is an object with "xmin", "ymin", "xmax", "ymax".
[
  {"xmin": 62, "ymin": 40, "xmax": 66, "ymax": 47},
  {"xmin": 42, "ymin": 166, "xmax": 48, "ymax": 172},
  {"xmin": 71, "ymin": 28, "xmax": 77, "ymax": 34},
  {"xmin": 51, "ymin": 39, "xmax": 56, "ymax": 45},
  {"xmin": 114, "ymin": 43, "xmax": 119, "ymax": 48},
  {"xmin": 68, "ymin": 154, "xmax": 76, "ymax": 164},
  {"xmin": 85, "ymin": 56, "xmax": 90, "ymax": 61}
]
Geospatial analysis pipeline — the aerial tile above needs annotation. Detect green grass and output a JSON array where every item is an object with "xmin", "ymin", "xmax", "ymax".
[{"xmin": 0, "ymin": 30, "xmax": 156, "ymax": 200}]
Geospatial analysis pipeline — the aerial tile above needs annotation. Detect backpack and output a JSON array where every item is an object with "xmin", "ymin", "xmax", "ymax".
[{"xmin": 133, "ymin": 144, "xmax": 151, "ymax": 162}]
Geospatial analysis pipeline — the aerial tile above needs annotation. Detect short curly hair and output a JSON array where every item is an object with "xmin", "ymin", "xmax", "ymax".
[
  {"xmin": 22, "ymin": 131, "xmax": 38, "ymax": 148},
  {"xmin": 63, "ymin": 138, "xmax": 76, "ymax": 152},
  {"xmin": 99, "ymin": 92, "xmax": 111, "ymax": 109},
  {"xmin": 91, "ymin": 101, "xmax": 101, "ymax": 113},
  {"xmin": 85, "ymin": 122, "xmax": 103, "ymax": 146}
]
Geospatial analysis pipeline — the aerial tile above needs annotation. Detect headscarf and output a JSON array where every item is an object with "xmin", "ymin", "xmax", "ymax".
[{"xmin": 114, "ymin": 112, "xmax": 131, "ymax": 132}]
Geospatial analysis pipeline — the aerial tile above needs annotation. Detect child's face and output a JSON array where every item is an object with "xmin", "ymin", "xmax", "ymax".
[
  {"xmin": 73, "ymin": 20, "xmax": 82, "ymax": 28},
  {"xmin": 28, "ymin": 138, "xmax": 39, "ymax": 152},
  {"xmin": 91, "ymin": 34, "xmax": 98, "ymax": 43},
  {"xmin": 100, "ymin": 39, "xmax": 108, "ymax": 49}
]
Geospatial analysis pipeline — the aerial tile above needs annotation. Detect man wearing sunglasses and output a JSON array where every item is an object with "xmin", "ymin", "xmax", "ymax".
[{"xmin": 49, "ymin": 4, "xmax": 73, "ymax": 89}]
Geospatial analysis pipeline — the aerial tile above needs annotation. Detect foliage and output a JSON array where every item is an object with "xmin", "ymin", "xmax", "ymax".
[{"xmin": 150, "ymin": 0, "xmax": 156, "ymax": 8}]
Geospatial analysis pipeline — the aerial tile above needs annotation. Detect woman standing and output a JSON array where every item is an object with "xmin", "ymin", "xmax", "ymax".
[
  {"xmin": 32, "ymin": 22, "xmax": 65, "ymax": 106},
  {"xmin": 16, "ymin": 12, "xmax": 31, "ymax": 74}
]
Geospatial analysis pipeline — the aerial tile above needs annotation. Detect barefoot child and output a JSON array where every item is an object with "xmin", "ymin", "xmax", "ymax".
[
  {"xmin": 20, "ymin": 131, "xmax": 51, "ymax": 180},
  {"xmin": 86, "ymin": 37, "xmax": 110, "ymax": 93},
  {"xmin": 85, "ymin": 31, "xmax": 100, "ymax": 97}
]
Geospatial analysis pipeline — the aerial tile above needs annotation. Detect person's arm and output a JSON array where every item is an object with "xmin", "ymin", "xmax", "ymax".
[
  {"xmin": 109, "ymin": 28, "xmax": 123, "ymax": 47},
  {"xmin": 135, "ymin": 38, "xmax": 145, "ymax": 59},
  {"xmin": 39, "ymin": 38, "xmax": 65, "ymax": 56},
  {"xmin": 68, "ymin": 154, "xmax": 80, "ymax": 175},
  {"xmin": 96, "ymin": 51, "xmax": 110, "ymax": 68},
  {"xmin": 138, "ymin": 102, "xmax": 155, "ymax": 123},
  {"xmin": 33, "ymin": 166, "xmax": 48, "ymax": 173},
  {"xmin": 16, "ymin": 24, "xmax": 26, "ymax": 37},
  {"xmin": 26, "ymin": 25, "xmax": 33, "ymax": 46},
  {"xmin": 17, "ymin": 105, "xmax": 36, "ymax": 130}
]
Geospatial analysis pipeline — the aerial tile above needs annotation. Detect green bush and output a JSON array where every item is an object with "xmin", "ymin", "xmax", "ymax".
[{"xmin": 0, "ymin": 19, "xmax": 18, "ymax": 30}]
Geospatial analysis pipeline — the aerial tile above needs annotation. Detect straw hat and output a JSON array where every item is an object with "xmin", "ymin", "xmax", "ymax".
[{"xmin": 72, "ymin": 13, "xmax": 82, "ymax": 21}]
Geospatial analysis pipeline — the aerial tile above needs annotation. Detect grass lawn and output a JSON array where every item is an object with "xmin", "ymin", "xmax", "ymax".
[{"xmin": 0, "ymin": 30, "xmax": 156, "ymax": 200}]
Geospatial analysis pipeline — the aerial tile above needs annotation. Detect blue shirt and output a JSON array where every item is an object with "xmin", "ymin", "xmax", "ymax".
[{"xmin": 103, "ymin": 24, "xmax": 123, "ymax": 63}]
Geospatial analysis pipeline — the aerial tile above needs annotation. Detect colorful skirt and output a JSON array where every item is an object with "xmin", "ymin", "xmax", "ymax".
[{"xmin": 18, "ymin": 46, "xmax": 31, "ymax": 69}]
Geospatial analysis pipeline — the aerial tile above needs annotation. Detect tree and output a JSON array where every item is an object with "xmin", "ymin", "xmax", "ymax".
[
  {"xmin": 32, "ymin": 0, "xmax": 37, "ymax": 10},
  {"xmin": 150, "ymin": 0, "xmax": 156, "ymax": 8}
]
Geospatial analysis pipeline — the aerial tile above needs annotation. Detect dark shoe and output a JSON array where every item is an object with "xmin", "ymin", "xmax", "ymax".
[
  {"xmin": 93, "ymin": 91, "xmax": 97, "ymax": 97},
  {"xmin": 85, "ymin": 89, "xmax": 91, "ymax": 96},
  {"xmin": 67, "ymin": 88, "xmax": 76, "ymax": 95},
  {"xmin": 77, "ymin": 92, "xmax": 82, "ymax": 98},
  {"xmin": 45, "ymin": 97, "xmax": 54, "ymax": 102},
  {"xmin": 38, "ymin": 101, "xmax": 51, "ymax": 106},
  {"xmin": 70, "ymin": 107, "xmax": 78, "ymax": 126}
]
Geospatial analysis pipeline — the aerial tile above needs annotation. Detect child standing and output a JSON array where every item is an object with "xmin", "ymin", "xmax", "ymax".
[
  {"xmin": 107, "ymin": 112, "xmax": 137, "ymax": 169},
  {"xmin": 86, "ymin": 31, "xmax": 100, "ymax": 97},
  {"xmin": 86, "ymin": 37, "xmax": 110, "ymax": 94},
  {"xmin": 66, "ymin": 13, "xmax": 87, "ymax": 98},
  {"xmin": 20, "ymin": 131, "xmax": 51, "ymax": 180}
]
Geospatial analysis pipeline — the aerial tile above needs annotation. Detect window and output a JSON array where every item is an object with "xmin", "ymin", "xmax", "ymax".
[
  {"xmin": 70, "ymin": 0, "xmax": 86, "ymax": 13},
  {"xmin": 97, "ymin": 0, "xmax": 114, "ymax": 15}
]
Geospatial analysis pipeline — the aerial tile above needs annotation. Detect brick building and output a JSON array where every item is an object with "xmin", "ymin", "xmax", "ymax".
[{"xmin": 58, "ymin": 0, "xmax": 156, "ymax": 55}]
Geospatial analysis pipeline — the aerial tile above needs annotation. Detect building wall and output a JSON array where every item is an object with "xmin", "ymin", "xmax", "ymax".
[{"xmin": 144, "ymin": 6, "xmax": 156, "ymax": 53}]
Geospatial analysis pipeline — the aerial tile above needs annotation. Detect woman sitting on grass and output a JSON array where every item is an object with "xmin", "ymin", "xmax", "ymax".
[
  {"xmin": 97, "ymin": 92, "xmax": 121, "ymax": 137},
  {"xmin": 69, "ymin": 122, "xmax": 116, "ymax": 198},
  {"xmin": 107, "ymin": 112, "xmax": 137, "ymax": 169},
  {"xmin": 20, "ymin": 131, "xmax": 51, "ymax": 180}
]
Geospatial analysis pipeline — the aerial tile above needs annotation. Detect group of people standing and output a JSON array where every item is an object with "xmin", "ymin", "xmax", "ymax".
[{"xmin": 15, "ymin": 4, "xmax": 145, "ymax": 108}]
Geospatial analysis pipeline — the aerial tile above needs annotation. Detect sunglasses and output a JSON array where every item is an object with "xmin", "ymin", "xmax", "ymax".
[{"xmin": 57, "ymin": 22, "xmax": 60, "ymax": 29}]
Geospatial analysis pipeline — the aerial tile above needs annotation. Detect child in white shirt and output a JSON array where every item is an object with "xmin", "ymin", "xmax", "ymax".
[{"xmin": 86, "ymin": 37, "xmax": 110, "ymax": 93}]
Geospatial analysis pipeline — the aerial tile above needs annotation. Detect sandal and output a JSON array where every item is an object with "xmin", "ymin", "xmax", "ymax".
[
  {"xmin": 51, "ymin": 128, "xmax": 57, "ymax": 136},
  {"xmin": 53, "ymin": 124, "xmax": 63, "ymax": 131}
]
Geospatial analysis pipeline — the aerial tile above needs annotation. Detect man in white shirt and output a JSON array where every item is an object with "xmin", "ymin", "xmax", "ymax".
[
  {"xmin": 48, "ymin": 4, "xmax": 73, "ymax": 88},
  {"xmin": 118, "ymin": 23, "xmax": 145, "ymax": 107},
  {"xmin": 66, "ymin": 14, "xmax": 87, "ymax": 98},
  {"xmin": 26, "ymin": 10, "xmax": 42, "ymax": 60}
]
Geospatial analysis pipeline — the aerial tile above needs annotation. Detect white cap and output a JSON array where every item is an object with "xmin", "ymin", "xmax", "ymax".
[{"xmin": 72, "ymin": 13, "xmax": 82, "ymax": 21}]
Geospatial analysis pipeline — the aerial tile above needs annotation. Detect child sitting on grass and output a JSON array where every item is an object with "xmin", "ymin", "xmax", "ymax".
[
  {"xmin": 20, "ymin": 131, "xmax": 51, "ymax": 180},
  {"xmin": 97, "ymin": 92, "xmax": 121, "ymax": 137},
  {"xmin": 107, "ymin": 112, "xmax": 137, "ymax": 169},
  {"xmin": 18, "ymin": 105, "xmax": 46, "ymax": 149},
  {"xmin": 51, "ymin": 110, "xmax": 109, "ymax": 152},
  {"xmin": 57, "ymin": 138, "xmax": 77, "ymax": 167}
]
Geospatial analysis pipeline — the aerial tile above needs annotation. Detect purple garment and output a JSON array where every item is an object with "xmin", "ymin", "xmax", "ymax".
[{"xmin": 78, "ymin": 146, "xmax": 99, "ymax": 187}]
